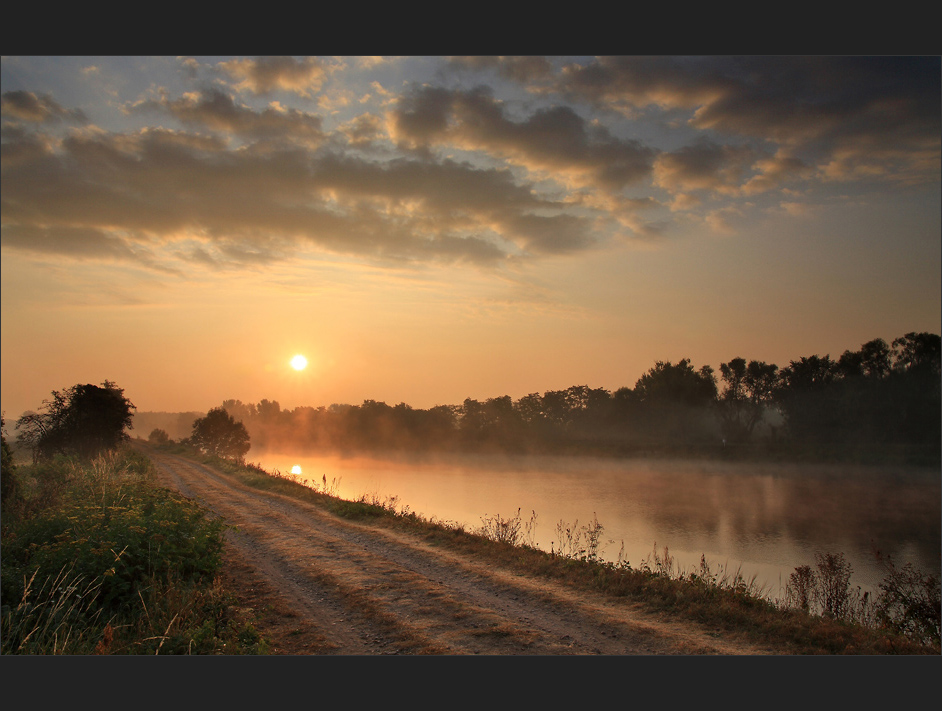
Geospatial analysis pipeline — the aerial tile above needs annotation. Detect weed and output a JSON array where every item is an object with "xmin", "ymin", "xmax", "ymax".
[
  {"xmin": 551, "ymin": 513, "xmax": 611, "ymax": 563},
  {"xmin": 478, "ymin": 508, "xmax": 525, "ymax": 545},
  {"xmin": 639, "ymin": 543, "xmax": 676, "ymax": 578},
  {"xmin": 814, "ymin": 552, "xmax": 853, "ymax": 619},
  {"xmin": 780, "ymin": 549, "xmax": 939, "ymax": 646},
  {"xmin": 785, "ymin": 565, "xmax": 816, "ymax": 612},
  {"xmin": 872, "ymin": 551, "xmax": 941, "ymax": 646}
]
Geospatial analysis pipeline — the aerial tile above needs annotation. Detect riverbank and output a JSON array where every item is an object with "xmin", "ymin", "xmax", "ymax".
[{"xmin": 2, "ymin": 443, "xmax": 938, "ymax": 654}]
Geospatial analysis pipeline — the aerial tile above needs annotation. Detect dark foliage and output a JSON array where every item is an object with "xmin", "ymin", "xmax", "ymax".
[
  {"xmin": 190, "ymin": 407, "xmax": 251, "ymax": 461},
  {"xmin": 15, "ymin": 381, "xmax": 135, "ymax": 462}
]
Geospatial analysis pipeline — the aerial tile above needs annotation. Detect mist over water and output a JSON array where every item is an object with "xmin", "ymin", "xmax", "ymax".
[{"xmin": 249, "ymin": 448, "xmax": 940, "ymax": 598}]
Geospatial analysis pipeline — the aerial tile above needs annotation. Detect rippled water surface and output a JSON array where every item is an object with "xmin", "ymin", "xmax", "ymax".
[{"xmin": 250, "ymin": 449, "xmax": 941, "ymax": 598}]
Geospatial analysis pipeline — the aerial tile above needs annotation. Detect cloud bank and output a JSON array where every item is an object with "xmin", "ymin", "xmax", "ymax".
[{"xmin": 2, "ymin": 56, "xmax": 938, "ymax": 274}]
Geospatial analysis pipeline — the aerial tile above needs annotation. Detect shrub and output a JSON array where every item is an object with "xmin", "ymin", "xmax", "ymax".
[
  {"xmin": 874, "ymin": 553, "xmax": 941, "ymax": 646},
  {"xmin": 478, "ymin": 508, "xmax": 537, "ymax": 548},
  {"xmin": 1, "ymin": 448, "xmax": 235, "ymax": 654},
  {"xmin": 148, "ymin": 428, "xmax": 171, "ymax": 445}
]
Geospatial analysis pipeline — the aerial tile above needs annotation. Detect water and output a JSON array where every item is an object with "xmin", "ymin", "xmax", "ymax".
[{"xmin": 249, "ymin": 449, "xmax": 941, "ymax": 599}]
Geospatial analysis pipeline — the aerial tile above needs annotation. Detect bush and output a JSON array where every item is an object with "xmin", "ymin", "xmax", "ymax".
[
  {"xmin": 874, "ymin": 553, "xmax": 941, "ymax": 646},
  {"xmin": 784, "ymin": 550, "xmax": 940, "ymax": 646},
  {"xmin": 0, "ymin": 448, "xmax": 238, "ymax": 654}
]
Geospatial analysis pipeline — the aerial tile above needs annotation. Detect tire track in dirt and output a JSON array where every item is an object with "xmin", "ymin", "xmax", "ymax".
[{"xmin": 144, "ymin": 446, "xmax": 773, "ymax": 655}]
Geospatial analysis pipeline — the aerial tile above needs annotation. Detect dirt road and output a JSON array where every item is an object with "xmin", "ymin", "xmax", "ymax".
[{"xmin": 146, "ymin": 447, "xmax": 774, "ymax": 655}]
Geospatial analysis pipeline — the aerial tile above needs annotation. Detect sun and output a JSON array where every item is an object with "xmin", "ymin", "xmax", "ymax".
[{"xmin": 290, "ymin": 354, "xmax": 308, "ymax": 371}]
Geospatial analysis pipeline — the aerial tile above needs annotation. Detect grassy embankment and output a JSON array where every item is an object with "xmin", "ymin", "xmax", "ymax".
[
  {"xmin": 1, "ymin": 447, "xmax": 267, "ymax": 654},
  {"xmin": 3, "ymin": 441, "xmax": 939, "ymax": 654}
]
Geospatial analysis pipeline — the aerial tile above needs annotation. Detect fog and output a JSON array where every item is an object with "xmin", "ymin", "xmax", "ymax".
[{"xmin": 247, "ymin": 447, "xmax": 941, "ymax": 598}]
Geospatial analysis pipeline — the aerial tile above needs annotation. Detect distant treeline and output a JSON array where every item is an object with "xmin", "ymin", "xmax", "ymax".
[{"xmin": 139, "ymin": 332, "xmax": 941, "ymax": 463}]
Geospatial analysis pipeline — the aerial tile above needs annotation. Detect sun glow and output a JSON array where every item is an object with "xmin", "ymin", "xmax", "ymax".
[
  {"xmin": 290, "ymin": 354, "xmax": 308, "ymax": 371},
  {"xmin": 290, "ymin": 465, "xmax": 302, "ymax": 475}
]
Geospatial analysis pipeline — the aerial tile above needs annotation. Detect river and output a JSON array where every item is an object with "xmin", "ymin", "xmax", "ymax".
[{"xmin": 248, "ymin": 448, "xmax": 941, "ymax": 600}]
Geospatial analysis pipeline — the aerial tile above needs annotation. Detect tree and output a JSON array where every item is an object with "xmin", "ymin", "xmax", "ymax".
[
  {"xmin": 15, "ymin": 381, "xmax": 135, "ymax": 461},
  {"xmin": 190, "ymin": 407, "xmax": 250, "ymax": 461},
  {"xmin": 892, "ymin": 332, "xmax": 941, "ymax": 376},
  {"xmin": 774, "ymin": 355, "xmax": 839, "ymax": 443},
  {"xmin": 632, "ymin": 360, "xmax": 719, "ymax": 445},
  {"xmin": 717, "ymin": 358, "xmax": 779, "ymax": 443},
  {"xmin": 148, "ymin": 428, "xmax": 171, "ymax": 445},
  {"xmin": 634, "ymin": 359, "xmax": 717, "ymax": 407}
]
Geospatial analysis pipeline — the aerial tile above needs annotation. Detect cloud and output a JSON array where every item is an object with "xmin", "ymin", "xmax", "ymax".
[
  {"xmin": 1, "ymin": 110, "xmax": 597, "ymax": 270},
  {"xmin": 5, "ymin": 57, "xmax": 935, "ymax": 276},
  {"xmin": 1, "ymin": 90, "xmax": 88, "ymax": 124},
  {"xmin": 741, "ymin": 150, "xmax": 811, "ymax": 196},
  {"xmin": 447, "ymin": 56, "xmax": 555, "ymax": 83},
  {"xmin": 2, "ymin": 224, "xmax": 146, "ymax": 259},
  {"xmin": 216, "ymin": 56, "xmax": 331, "ymax": 97},
  {"xmin": 129, "ymin": 88, "xmax": 326, "ymax": 148},
  {"xmin": 337, "ymin": 112, "xmax": 385, "ymax": 146},
  {"xmin": 389, "ymin": 84, "xmax": 654, "ymax": 192},
  {"xmin": 653, "ymin": 138, "xmax": 758, "ymax": 196},
  {"xmin": 552, "ymin": 56, "xmax": 941, "ymax": 188}
]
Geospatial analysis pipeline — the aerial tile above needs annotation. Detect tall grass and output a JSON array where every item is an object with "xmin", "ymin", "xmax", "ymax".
[
  {"xmin": 2, "ymin": 564, "xmax": 105, "ymax": 654},
  {"xmin": 1, "ymin": 448, "xmax": 266, "ymax": 654}
]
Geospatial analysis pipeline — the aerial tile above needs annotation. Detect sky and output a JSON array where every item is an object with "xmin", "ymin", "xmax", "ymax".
[{"xmin": 2, "ymin": 56, "xmax": 940, "ymax": 423}]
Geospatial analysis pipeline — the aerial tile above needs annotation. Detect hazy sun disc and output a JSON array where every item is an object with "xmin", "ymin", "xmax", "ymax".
[{"xmin": 290, "ymin": 354, "xmax": 308, "ymax": 371}]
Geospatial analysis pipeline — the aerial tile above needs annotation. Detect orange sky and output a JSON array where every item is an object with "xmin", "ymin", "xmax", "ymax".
[{"xmin": 2, "ymin": 56, "xmax": 940, "ymax": 423}]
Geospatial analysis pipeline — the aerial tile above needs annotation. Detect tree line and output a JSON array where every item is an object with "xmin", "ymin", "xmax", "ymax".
[
  {"xmin": 16, "ymin": 331, "xmax": 933, "ymax": 466},
  {"xmin": 208, "ymin": 331, "xmax": 940, "ymax": 460}
]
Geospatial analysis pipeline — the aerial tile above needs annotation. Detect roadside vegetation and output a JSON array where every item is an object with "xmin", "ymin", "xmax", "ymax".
[
  {"xmin": 1, "ymin": 437, "xmax": 266, "ymax": 654},
  {"xmin": 174, "ymin": 444, "xmax": 940, "ymax": 655}
]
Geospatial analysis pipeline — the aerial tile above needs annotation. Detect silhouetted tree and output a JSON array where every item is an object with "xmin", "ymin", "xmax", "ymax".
[
  {"xmin": 191, "ymin": 407, "xmax": 250, "ymax": 461},
  {"xmin": 632, "ymin": 360, "xmax": 719, "ymax": 445},
  {"xmin": 634, "ymin": 359, "xmax": 717, "ymax": 407},
  {"xmin": 718, "ymin": 358, "xmax": 779, "ymax": 443},
  {"xmin": 15, "ymin": 381, "xmax": 135, "ymax": 461},
  {"xmin": 775, "ymin": 335, "xmax": 941, "ymax": 449},
  {"xmin": 889, "ymin": 332, "xmax": 941, "ymax": 445},
  {"xmin": 892, "ymin": 332, "xmax": 941, "ymax": 376},
  {"xmin": 774, "ymin": 355, "xmax": 840, "ymax": 444}
]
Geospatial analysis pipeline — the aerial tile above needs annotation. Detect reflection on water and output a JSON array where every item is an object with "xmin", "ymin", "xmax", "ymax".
[{"xmin": 250, "ymin": 449, "xmax": 940, "ymax": 598}]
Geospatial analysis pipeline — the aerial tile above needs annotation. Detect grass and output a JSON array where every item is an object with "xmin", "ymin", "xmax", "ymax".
[
  {"xmin": 11, "ymin": 441, "xmax": 935, "ymax": 655},
  {"xmin": 1, "ymin": 447, "xmax": 268, "ymax": 654},
  {"xmin": 185, "ymin": 446, "xmax": 941, "ymax": 655}
]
